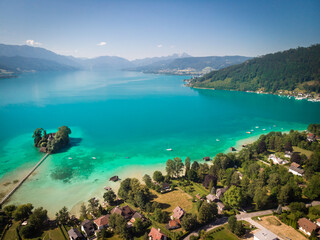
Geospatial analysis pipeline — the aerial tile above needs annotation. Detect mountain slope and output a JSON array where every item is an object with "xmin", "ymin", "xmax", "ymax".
[
  {"xmin": 0, "ymin": 56, "xmax": 77, "ymax": 72},
  {"xmin": 131, "ymin": 53, "xmax": 191, "ymax": 67},
  {"xmin": 0, "ymin": 44, "xmax": 80, "ymax": 68},
  {"xmin": 191, "ymin": 44, "xmax": 320, "ymax": 93}
]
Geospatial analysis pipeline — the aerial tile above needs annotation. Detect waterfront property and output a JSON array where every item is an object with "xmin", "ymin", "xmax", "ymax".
[
  {"xmin": 68, "ymin": 228, "xmax": 84, "ymax": 240},
  {"xmin": 94, "ymin": 214, "xmax": 110, "ymax": 230},
  {"xmin": 297, "ymin": 218, "xmax": 318, "ymax": 236},
  {"xmin": 111, "ymin": 205, "xmax": 135, "ymax": 220},
  {"xmin": 81, "ymin": 220, "xmax": 95, "ymax": 237}
]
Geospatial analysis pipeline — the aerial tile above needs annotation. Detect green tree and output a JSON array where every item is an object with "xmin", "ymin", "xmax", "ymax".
[
  {"xmin": 80, "ymin": 204, "xmax": 87, "ymax": 219},
  {"xmin": 88, "ymin": 198, "xmax": 99, "ymax": 216},
  {"xmin": 234, "ymin": 222, "xmax": 245, "ymax": 236},
  {"xmin": 181, "ymin": 213, "xmax": 198, "ymax": 231},
  {"xmin": 3, "ymin": 205, "xmax": 17, "ymax": 218},
  {"xmin": 20, "ymin": 225, "xmax": 36, "ymax": 238},
  {"xmin": 173, "ymin": 157, "xmax": 184, "ymax": 178},
  {"xmin": 185, "ymin": 157, "xmax": 191, "ymax": 173},
  {"xmin": 143, "ymin": 174, "xmax": 152, "ymax": 188},
  {"xmin": 228, "ymin": 215, "xmax": 237, "ymax": 232},
  {"xmin": 198, "ymin": 202, "xmax": 217, "ymax": 224},
  {"xmin": 13, "ymin": 203, "xmax": 33, "ymax": 221},
  {"xmin": 133, "ymin": 218, "xmax": 144, "ymax": 235},
  {"xmin": 166, "ymin": 159, "xmax": 175, "ymax": 178},
  {"xmin": 153, "ymin": 171, "xmax": 164, "ymax": 182},
  {"xmin": 254, "ymin": 187, "xmax": 269, "ymax": 209},
  {"xmin": 55, "ymin": 206, "xmax": 70, "ymax": 225},
  {"xmin": 257, "ymin": 140, "xmax": 267, "ymax": 154},
  {"xmin": 191, "ymin": 161, "xmax": 200, "ymax": 172},
  {"xmin": 307, "ymin": 124, "xmax": 320, "ymax": 136},
  {"xmin": 303, "ymin": 175, "xmax": 320, "ymax": 200},
  {"xmin": 187, "ymin": 169, "xmax": 198, "ymax": 182},
  {"xmin": 153, "ymin": 209, "xmax": 168, "ymax": 223},
  {"xmin": 109, "ymin": 214, "xmax": 130, "ymax": 239},
  {"xmin": 103, "ymin": 190, "xmax": 116, "ymax": 206},
  {"xmin": 224, "ymin": 185, "xmax": 243, "ymax": 208},
  {"xmin": 28, "ymin": 207, "xmax": 48, "ymax": 230},
  {"xmin": 118, "ymin": 178, "xmax": 131, "ymax": 200},
  {"xmin": 32, "ymin": 128, "xmax": 44, "ymax": 147},
  {"xmin": 284, "ymin": 141, "xmax": 293, "ymax": 152}
]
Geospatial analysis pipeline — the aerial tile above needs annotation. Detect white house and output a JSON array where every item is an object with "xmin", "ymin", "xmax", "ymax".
[
  {"xmin": 254, "ymin": 229, "xmax": 279, "ymax": 240},
  {"xmin": 289, "ymin": 162, "xmax": 304, "ymax": 176},
  {"xmin": 268, "ymin": 154, "xmax": 288, "ymax": 165}
]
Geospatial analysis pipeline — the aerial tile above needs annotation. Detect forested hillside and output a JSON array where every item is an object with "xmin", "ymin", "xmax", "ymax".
[{"xmin": 191, "ymin": 44, "xmax": 320, "ymax": 93}]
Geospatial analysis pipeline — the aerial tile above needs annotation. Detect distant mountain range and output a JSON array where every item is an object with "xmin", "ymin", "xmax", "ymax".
[
  {"xmin": 0, "ymin": 43, "xmax": 250, "ymax": 77},
  {"xmin": 127, "ymin": 55, "xmax": 251, "ymax": 75},
  {"xmin": 190, "ymin": 44, "xmax": 320, "ymax": 93}
]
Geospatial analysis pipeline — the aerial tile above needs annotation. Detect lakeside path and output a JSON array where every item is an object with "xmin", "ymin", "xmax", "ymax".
[{"xmin": 0, "ymin": 153, "xmax": 49, "ymax": 206}]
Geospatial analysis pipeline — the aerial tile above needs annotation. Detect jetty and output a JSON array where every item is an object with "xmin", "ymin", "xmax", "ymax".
[{"xmin": 0, "ymin": 153, "xmax": 49, "ymax": 206}]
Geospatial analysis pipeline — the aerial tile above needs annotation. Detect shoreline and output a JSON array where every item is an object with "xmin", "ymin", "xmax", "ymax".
[
  {"xmin": 0, "ymin": 125, "xmax": 308, "ymax": 218},
  {"xmin": 187, "ymin": 83, "xmax": 320, "ymax": 102}
]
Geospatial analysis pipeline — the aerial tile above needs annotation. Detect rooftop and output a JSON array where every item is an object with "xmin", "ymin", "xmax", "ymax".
[{"xmin": 254, "ymin": 229, "xmax": 279, "ymax": 240}]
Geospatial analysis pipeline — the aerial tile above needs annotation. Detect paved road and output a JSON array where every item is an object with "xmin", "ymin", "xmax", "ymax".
[
  {"xmin": 183, "ymin": 201, "xmax": 320, "ymax": 239},
  {"xmin": 184, "ymin": 217, "xmax": 228, "ymax": 240},
  {"xmin": 236, "ymin": 209, "xmax": 273, "ymax": 220},
  {"xmin": 184, "ymin": 209, "xmax": 273, "ymax": 240}
]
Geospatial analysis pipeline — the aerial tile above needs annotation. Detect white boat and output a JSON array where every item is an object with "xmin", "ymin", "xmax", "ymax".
[
  {"xmin": 92, "ymin": 157, "xmax": 96, "ymax": 159},
  {"xmin": 166, "ymin": 148, "xmax": 173, "ymax": 151},
  {"xmin": 68, "ymin": 157, "xmax": 72, "ymax": 159},
  {"xmin": 262, "ymin": 129, "xmax": 266, "ymax": 131},
  {"xmin": 251, "ymin": 129, "xmax": 254, "ymax": 132},
  {"xmin": 255, "ymin": 126, "xmax": 259, "ymax": 128},
  {"xmin": 216, "ymin": 139, "xmax": 220, "ymax": 142}
]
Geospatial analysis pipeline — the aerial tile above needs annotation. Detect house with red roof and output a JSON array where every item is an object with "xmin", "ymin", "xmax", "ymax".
[
  {"xmin": 298, "ymin": 218, "xmax": 318, "ymax": 236},
  {"xmin": 148, "ymin": 227, "xmax": 167, "ymax": 240},
  {"xmin": 94, "ymin": 215, "xmax": 110, "ymax": 230}
]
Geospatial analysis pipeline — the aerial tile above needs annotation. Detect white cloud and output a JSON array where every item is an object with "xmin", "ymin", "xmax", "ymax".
[
  {"xmin": 157, "ymin": 44, "xmax": 163, "ymax": 48},
  {"xmin": 26, "ymin": 40, "xmax": 42, "ymax": 46},
  {"xmin": 170, "ymin": 45, "xmax": 175, "ymax": 49},
  {"xmin": 97, "ymin": 41, "xmax": 107, "ymax": 46}
]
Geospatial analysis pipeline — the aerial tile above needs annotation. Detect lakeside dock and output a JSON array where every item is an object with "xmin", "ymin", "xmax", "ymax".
[{"xmin": 0, "ymin": 153, "xmax": 50, "ymax": 206}]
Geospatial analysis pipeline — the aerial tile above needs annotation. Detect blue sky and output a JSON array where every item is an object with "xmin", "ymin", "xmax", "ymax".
[{"xmin": 0, "ymin": 0, "xmax": 319, "ymax": 59}]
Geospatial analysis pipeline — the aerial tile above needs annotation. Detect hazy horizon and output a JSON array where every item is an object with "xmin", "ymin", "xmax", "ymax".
[{"xmin": 0, "ymin": 0, "xmax": 319, "ymax": 60}]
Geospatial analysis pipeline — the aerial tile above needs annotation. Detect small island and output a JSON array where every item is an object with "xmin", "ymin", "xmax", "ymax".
[{"xmin": 32, "ymin": 126, "xmax": 72, "ymax": 153}]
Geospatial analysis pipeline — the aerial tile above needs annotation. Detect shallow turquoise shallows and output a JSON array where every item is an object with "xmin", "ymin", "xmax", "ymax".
[{"xmin": 0, "ymin": 70, "xmax": 319, "ymax": 216}]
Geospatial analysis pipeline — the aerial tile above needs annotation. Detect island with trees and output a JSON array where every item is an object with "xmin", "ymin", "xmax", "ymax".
[{"xmin": 32, "ymin": 126, "xmax": 72, "ymax": 153}]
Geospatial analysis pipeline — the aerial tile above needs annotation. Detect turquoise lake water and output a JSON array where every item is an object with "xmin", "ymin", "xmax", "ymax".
[{"xmin": 0, "ymin": 70, "xmax": 319, "ymax": 216}]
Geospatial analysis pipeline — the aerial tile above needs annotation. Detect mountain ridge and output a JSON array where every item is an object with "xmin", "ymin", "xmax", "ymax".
[{"xmin": 190, "ymin": 44, "xmax": 320, "ymax": 93}]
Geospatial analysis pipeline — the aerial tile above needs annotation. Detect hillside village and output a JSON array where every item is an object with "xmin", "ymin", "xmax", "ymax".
[{"xmin": 1, "ymin": 124, "xmax": 320, "ymax": 240}]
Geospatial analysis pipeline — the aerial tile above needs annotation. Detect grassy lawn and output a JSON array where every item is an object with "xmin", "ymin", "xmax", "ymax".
[
  {"xmin": 150, "ymin": 187, "xmax": 194, "ymax": 213},
  {"xmin": 41, "ymin": 228, "xmax": 66, "ymax": 240},
  {"xmin": 293, "ymin": 146, "xmax": 313, "ymax": 158},
  {"xmin": 3, "ymin": 221, "xmax": 19, "ymax": 240},
  {"xmin": 255, "ymin": 216, "xmax": 307, "ymax": 240},
  {"xmin": 205, "ymin": 225, "xmax": 239, "ymax": 240},
  {"xmin": 3, "ymin": 221, "xmax": 66, "ymax": 240}
]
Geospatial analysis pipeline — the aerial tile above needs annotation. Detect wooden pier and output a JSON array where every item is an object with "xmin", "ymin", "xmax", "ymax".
[{"xmin": 0, "ymin": 153, "xmax": 50, "ymax": 206}]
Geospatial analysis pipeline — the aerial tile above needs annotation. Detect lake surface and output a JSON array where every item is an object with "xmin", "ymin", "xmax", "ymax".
[{"xmin": 0, "ymin": 70, "xmax": 319, "ymax": 216}]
